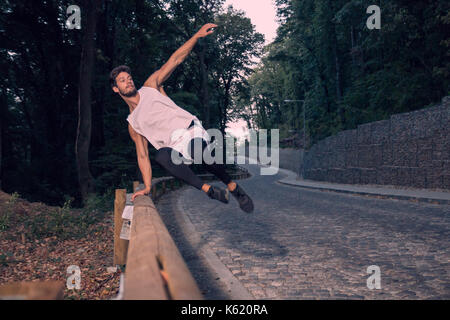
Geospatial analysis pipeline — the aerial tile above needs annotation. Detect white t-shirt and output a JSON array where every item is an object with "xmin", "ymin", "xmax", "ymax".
[
  {"xmin": 171, "ymin": 118, "xmax": 210, "ymax": 163},
  {"xmin": 126, "ymin": 86, "xmax": 209, "ymax": 160}
]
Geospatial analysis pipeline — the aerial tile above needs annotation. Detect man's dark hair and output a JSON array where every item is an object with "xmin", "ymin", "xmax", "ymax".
[{"xmin": 109, "ymin": 65, "xmax": 132, "ymax": 88}]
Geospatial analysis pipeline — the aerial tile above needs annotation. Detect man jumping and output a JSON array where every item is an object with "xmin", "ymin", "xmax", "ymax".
[{"xmin": 109, "ymin": 23, "xmax": 254, "ymax": 213}]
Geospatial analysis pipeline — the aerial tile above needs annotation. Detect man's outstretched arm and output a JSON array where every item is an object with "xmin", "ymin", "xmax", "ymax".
[{"xmin": 144, "ymin": 23, "xmax": 217, "ymax": 89}]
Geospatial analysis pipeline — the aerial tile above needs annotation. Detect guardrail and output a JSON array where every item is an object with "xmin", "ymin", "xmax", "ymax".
[
  {"xmin": 0, "ymin": 281, "xmax": 64, "ymax": 300},
  {"xmin": 0, "ymin": 167, "xmax": 250, "ymax": 300},
  {"xmin": 114, "ymin": 166, "xmax": 250, "ymax": 300}
]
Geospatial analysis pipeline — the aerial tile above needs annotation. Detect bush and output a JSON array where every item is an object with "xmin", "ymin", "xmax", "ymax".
[
  {"xmin": 0, "ymin": 192, "xmax": 20, "ymax": 232},
  {"xmin": 23, "ymin": 191, "xmax": 113, "ymax": 241}
]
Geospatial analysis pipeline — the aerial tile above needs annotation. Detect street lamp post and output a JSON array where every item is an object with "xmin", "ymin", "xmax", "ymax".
[{"xmin": 284, "ymin": 99, "xmax": 306, "ymax": 148}]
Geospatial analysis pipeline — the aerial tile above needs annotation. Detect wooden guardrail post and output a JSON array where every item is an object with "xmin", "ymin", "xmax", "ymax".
[
  {"xmin": 133, "ymin": 181, "xmax": 139, "ymax": 193},
  {"xmin": 151, "ymin": 184, "xmax": 156, "ymax": 199},
  {"xmin": 0, "ymin": 281, "xmax": 64, "ymax": 300},
  {"xmin": 114, "ymin": 189, "xmax": 128, "ymax": 266}
]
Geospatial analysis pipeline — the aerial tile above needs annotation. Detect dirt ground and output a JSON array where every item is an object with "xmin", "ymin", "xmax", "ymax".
[{"xmin": 0, "ymin": 190, "xmax": 121, "ymax": 300}]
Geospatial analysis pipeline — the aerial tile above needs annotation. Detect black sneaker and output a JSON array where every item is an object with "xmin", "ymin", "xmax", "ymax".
[
  {"xmin": 207, "ymin": 186, "xmax": 229, "ymax": 204},
  {"xmin": 230, "ymin": 184, "xmax": 254, "ymax": 213}
]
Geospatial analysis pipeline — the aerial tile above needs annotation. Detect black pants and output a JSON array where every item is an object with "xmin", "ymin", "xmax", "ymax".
[{"xmin": 154, "ymin": 137, "xmax": 232, "ymax": 190}]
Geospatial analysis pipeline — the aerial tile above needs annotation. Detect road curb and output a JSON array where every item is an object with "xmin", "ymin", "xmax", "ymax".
[
  {"xmin": 174, "ymin": 188, "xmax": 255, "ymax": 300},
  {"xmin": 276, "ymin": 168, "xmax": 450, "ymax": 205}
]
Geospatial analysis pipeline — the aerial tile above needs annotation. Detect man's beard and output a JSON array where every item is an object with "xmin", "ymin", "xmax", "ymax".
[{"xmin": 120, "ymin": 87, "xmax": 137, "ymax": 97}]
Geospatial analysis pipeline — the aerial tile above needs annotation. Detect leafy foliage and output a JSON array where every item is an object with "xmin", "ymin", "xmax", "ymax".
[
  {"xmin": 245, "ymin": 0, "xmax": 449, "ymax": 148},
  {"xmin": 0, "ymin": 0, "xmax": 262, "ymax": 207}
]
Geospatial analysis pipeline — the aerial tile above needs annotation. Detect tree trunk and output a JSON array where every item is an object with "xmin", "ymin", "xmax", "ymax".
[
  {"xmin": 221, "ymin": 74, "xmax": 233, "ymax": 133},
  {"xmin": 0, "ymin": 90, "xmax": 4, "ymax": 190},
  {"xmin": 0, "ymin": 109, "xmax": 2, "ymax": 190},
  {"xmin": 76, "ymin": 0, "xmax": 99, "ymax": 203},
  {"xmin": 350, "ymin": 25, "xmax": 355, "ymax": 66},
  {"xmin": 199, "ymin": 46, "xmax": 210, "ymax": 129},
  {"xmin": 334, "ymin": 44, "xmax": 342, "ymax": 100}
]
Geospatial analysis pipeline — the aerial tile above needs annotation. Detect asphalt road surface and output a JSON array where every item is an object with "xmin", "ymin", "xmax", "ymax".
[{"xmin": 156, "ymin": 163, "xmax": 450, "ymax": 300}]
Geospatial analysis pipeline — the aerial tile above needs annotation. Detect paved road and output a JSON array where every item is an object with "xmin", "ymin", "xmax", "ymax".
[{"xmin": 156, "ymin": 164, "xmax": 450, "ymax": 300}]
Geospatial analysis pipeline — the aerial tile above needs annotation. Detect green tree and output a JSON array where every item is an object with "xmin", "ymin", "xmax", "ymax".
[
  {"xmin": 249, "ymin": 0, "xmax": 449, "ymax": 147},
  {"xmin": 212, "ymin": 6, "xmax": 264, "ymax": 133},
  {"xmin": 0, "ymin": 0, "xmax": 267, "ymax": 206},
  {"xmin": 76, "ymin": 0, "xmax": 101, "ymax": 204}
]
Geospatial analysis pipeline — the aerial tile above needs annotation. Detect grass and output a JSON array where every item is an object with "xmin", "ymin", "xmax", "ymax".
[
  {"xmin": 0, "ymin": 192, "xmax": 20, "ymax": 232},
  {"xmin": 0, "ymin": 189, "xmax": 122, "ymax": 300},
  {"xmin": 0, "ymin": 190, "xmax": 114, "ymax": 242}
]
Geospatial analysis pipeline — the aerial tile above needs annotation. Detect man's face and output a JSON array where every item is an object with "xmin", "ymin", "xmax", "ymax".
[{"xmin": 113, "ymin": 72, "xmax": 137, "ymax": 97}]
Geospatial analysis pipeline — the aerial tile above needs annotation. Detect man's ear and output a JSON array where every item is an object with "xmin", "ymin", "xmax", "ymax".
[{"xmin": 112, "ymin": 86, "xmax": 119, "ymax": 93}]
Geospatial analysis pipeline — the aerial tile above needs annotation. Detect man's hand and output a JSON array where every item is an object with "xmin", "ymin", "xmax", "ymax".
[
  {"xmin": 195, "ymin": 23, "xmax": 218, "ymax": 38},
  {"xmin": 131, "ymin": 187, "xmax": 151, "ymax": 202}
]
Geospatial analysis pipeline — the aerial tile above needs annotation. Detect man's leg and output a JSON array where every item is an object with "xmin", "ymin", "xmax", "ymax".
[
  {"xmin": 188, "ymin": 138, "xmax": 235, "ymax": 189},
  {"xmin": 154, "ymin": 147, "xmax": 229, "ymax": 203},
  {"xmin": 155, "ymin": 147, "xmax": 203, "ymax": 189},
  {"xmin": 188, "ymin": 138, "xmax": 253, "ymax": 212}
]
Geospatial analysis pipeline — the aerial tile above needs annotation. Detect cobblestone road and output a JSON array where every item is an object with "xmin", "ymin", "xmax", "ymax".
[{"xmin": 156, "ymin": 164, "xmax": 450, "ymax": 300}]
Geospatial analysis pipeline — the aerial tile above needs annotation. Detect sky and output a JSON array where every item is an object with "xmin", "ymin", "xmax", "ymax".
[
  {"xmin": 223, "ymin": 0, "xmax": 279, "ymax": 139},
  {"xmin": 223, "ymin": 0, "xmax": 278, "ymax": 45}
]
